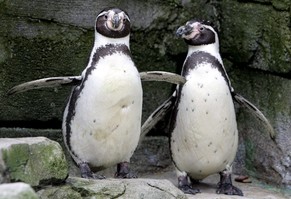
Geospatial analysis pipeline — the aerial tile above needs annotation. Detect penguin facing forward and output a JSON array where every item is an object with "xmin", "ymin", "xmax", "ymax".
[
  {"xmin": 170, "ymin": 20, "xmax": 243, "ymax": 195},
  {"xmin": 63, "ymin": 8, "xmax": 142, "ymax": 179}
]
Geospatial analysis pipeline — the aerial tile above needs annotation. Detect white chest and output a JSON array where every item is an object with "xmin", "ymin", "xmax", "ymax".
[
  {"xmin": 171, "ymin": 63, "xmax": 238, "ymax": 179},
  {"xmin": 64, "ymin": 52, "xmax": 143, "ymax": 168}
]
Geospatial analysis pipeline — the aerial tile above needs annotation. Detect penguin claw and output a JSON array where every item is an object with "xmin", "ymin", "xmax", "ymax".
[
  {"xmin": 114, "ymin": 162, "xmax": 137, "ymax": 179},
  {"xmin": 216, "ymin": 183, "xmax": 243, "ymax": 196},
  {"xmin": 179, "ymin": 185, "xmax": 200, "ymax": 195},
  {"xmin": 114, "ymin": 172, "xmax": 137, "ymax": 179},
  {"xmin": 92, "ymin": 174, "xmax": 106, "ymax": 179}
]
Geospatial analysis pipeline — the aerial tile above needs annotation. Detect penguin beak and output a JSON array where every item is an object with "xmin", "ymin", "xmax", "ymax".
[
  {"xmin": 112, "ymin": 14, "xmax": 120, "ymax": 29},
  {"xmin": 176, "ymin": 22, "xmax": 201, "ymax": 40},
  {"xmin": 176, "ymin": 24, "xmax": 193, "ymax": 38}
]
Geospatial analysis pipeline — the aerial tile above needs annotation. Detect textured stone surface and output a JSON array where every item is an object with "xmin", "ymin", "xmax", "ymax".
[
  {"xmin": 0, "ymin": 137, "xmax": 68, "ymax": 186},
  {"xmin": 0, "ymin": 182, "xmax": 39, "ymax": 199},
  {"xmin": 39, "ymin": 177, "xmax": 187, "ymax": 199}
]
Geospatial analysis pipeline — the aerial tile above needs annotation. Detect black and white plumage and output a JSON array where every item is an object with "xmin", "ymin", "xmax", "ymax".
[
  {"xmin": 141, "ymin": 20, "xmax": 275, "ymax": 195},
  {"xmin": 61, "ymin": 8, "xmax": 142, "ymax": 178},
  {"xmin": 170, "ymin": 20, "xmax": 243, "ymax": 195},
  {"xmin": 7, "ymin": 8, "xmax": 187, "ymax": 178}
]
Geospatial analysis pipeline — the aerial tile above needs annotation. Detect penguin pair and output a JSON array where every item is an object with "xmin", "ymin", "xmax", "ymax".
[
  {"xmin": 9, "ymin": 8, "xmax": 275, "ymax": 197},
  {"xmin": 143, "ymin": 19, "xmax": 275, "ymax": 196},
  {"xmin": 8, "ymin": 8, "xmax": 185, "ymax": 179}
]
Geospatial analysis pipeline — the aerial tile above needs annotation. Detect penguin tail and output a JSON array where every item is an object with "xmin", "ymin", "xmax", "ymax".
[{"xmin": 233, "ymin": 92, "xmax": 276, "ymax": 140}]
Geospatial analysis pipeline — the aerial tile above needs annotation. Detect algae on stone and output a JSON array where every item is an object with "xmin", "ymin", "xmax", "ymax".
[{"xmin": 0, "ymin": 137, "xmax": 68, "ymax": 186}]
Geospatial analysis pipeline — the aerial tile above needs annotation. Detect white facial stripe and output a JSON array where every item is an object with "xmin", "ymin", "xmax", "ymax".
[{"xmin": 97, "ymin": 11, "xmax": 108, "ymax": 18}]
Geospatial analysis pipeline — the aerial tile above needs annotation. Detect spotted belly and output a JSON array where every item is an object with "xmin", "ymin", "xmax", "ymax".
[{"xmin": 171, "ymin": 66, "xmax": 238, "ymax": 180}]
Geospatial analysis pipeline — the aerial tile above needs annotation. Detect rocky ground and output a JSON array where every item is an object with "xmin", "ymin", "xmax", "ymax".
[{"xmin": 0, "ymin": 134, "xmax": 290, "ymax": 198}]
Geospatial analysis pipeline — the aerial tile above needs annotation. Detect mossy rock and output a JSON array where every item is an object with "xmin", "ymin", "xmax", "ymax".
[{"xmin": 0, "ymin": 137, "xmax": 68, "ymax": 186}]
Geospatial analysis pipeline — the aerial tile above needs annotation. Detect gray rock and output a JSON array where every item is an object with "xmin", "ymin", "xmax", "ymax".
[
  {"xmin": 65, "ymin": 177, "xmax": 187, "ymax": 199},
  {"xmin": 37, "ymin": 177, "xmax": 188, "ymax": 199},
  {"xmin": 0, "ymin": 137, "xmax": 68, "ymax": 186},
  {"xmin": 0, "ymin": 182, "xmax": 39, "ymax": 199},
  {"xmin": 229, "ymin": 65, "xmax": 291, "ymax": 188}
]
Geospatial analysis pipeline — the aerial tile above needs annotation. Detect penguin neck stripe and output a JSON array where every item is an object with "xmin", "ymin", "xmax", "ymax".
[
  {"xmin": 64, "ymin": 44, "xmax": 132, "ymax": 154},
  {"xmin": 182, "ymin": 51, "xmax": 231, "ymax": 89}
]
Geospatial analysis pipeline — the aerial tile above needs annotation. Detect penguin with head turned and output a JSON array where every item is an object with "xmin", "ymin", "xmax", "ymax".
[
  {"xmin": 63, "ymin": 8, "xmax": 142, "ymax": 179},
  {"xmin": 169, "ymin": 19, "xmax": 243, "ymax": 195}
]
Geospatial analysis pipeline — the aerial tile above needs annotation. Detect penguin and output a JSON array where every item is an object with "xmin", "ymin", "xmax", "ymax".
[
  {"xmin": 141, "ymin": 19, "xmax": 275, "ymax": 195},
  {"xmin": 62, "ymin": 8, "xmax": 142, "ymax": 179},
  {"xmin": 168, "ymin": 19, "xmax": 243, "ymax": 195},
  {"xmin": 6, "ymin": 7, "xmax": 186, "ymax": 179}
]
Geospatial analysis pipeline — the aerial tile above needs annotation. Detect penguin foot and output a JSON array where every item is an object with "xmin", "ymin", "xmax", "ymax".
[
  {"xmin": 79, "ymin": 162, "xmax": 105, "ymax": 179},
  {"xmin": 178, "ymin": 175, "xmax": 200, "ymax": 195},
  {"xmin": 216, "ymin": 183, "xmax": 243, "ymax": 196},
  {"xmin": 179, "ymin": 185, "xmax": 200, "ymax": 195},
  {"xmin": 216, "ymin": 171, "xmax": 243, "ymax": 196},
  {"xmin": 115, "ymin": 162, "xmax": 137, "ymax": 179}
]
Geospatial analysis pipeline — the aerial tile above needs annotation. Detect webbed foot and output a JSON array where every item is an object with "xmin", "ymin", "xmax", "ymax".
[
  {"xmin": 79, "ymin": 162, "xmax": 106, "ymax": 179},
  {"xmin": 216, "ymin": 171, "xmax": 243, "ymax": 196},
  {"xmin": 178, "ymin": 175, "xmax": 200, "ymax": 195},
  {"xmin": 115, "ymin": 162, "xmax": 137, "ymax": 178}
]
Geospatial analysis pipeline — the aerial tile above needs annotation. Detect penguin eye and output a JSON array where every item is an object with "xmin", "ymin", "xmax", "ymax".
[
  {"xmin": 199, "ymin": 26, "xmax": 205, "ymax": 31},
  {"xmin": 104, "ymin": 14, "xmax": 108, "ymax": 19}
]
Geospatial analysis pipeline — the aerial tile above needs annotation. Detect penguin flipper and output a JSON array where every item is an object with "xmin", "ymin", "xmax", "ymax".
[
  {"xmin": 140, "ymin": 95, "xmax": 175, "ymax": 141},
  {"xmin": 7, "ymin": 76, "xmax": 82, "ymax": 95},
  {"xmin": 233, "ymin": 92, "xmax": 276, "ymax": 139},
  {"xmin": 140, "ymin": 71, "xmax": 186, "ymax": 85}
]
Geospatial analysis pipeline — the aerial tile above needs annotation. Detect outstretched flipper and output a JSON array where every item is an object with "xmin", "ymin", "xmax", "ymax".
[
  {"xmin": 233, "ymin": 92, "xmax": 275, "ymax": 139},
  {"xmin": 140, "ymin": 71, "xmax": 186, "ymax": 85},
  {"xmin": 8, "ymin": 71, "xmax": 185, "ymax": 95},
  {"xmin": 7, "ymin": 76, "xmax": 82, "ymax": 95},
  {"xmin": 140, "ymin": 94, "xmax": 175, "ymax": 142}
]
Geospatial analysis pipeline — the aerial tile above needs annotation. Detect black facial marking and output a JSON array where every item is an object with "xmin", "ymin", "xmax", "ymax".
[
  {"xmin": 64, "ymin": 44, "xmax": 132, "ymax": 153},
  {"xmin": 185, "ymin": 26, "xmax": 215, "ymax": 46},
  {"xmin": 96, "ymin": 9, "xmax": 130, "ymax": 38}
]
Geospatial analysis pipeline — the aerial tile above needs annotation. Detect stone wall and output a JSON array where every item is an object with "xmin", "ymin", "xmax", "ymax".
[{"xmin": 0, "ymin": 0, "xmax": 290, "ymax": 187}]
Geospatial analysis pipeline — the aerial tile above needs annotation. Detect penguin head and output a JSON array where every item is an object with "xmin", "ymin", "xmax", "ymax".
[
  {"xmin": 176, "ymin": 20, "xmax": 217, "ymax": 46},
  {"xmin": 95, "ymin": 8, "xmax": 130, "ymax": 38}
]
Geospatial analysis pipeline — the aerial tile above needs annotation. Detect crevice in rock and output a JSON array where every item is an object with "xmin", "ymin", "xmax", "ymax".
[
  {"xmin": 235, "ymin": 63, "xmax": 291, "ymax": 80},
  {"xmin": 111, "ymin": 184, "xmax": 126, "ymax": 199},
  {"xmin": 2, "ymin": 12, "xmax": 91, "ymax": 31},
  {"xmin": 0, "ymin": 119, "xmax": 62, "ymax": 129},
  {"xmin": 147, "ymin": 182, "xmax": 177, "ymax": 198}
]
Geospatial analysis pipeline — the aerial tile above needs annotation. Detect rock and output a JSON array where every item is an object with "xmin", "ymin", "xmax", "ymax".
[
  {"xmin": 37, "ymin": 186, "xmax": 82, "ymax": 199},
  {"xmin": 0, "ymin": 137, "xmax": 68, "ymax": 186},
  {"xmin": 230, "ymin": 67, "xmax": 291, "ymax": 187},
  {"xmin": 65, "ymin": 177, "xmax": 187, "ymax": 199},
  {"xmin": 0, "ymin": 182, "xmax": 39, "ymax": 199},
  {"xmin": 219, "ymin": 0, "xmax": 290, "ymax": 73}
]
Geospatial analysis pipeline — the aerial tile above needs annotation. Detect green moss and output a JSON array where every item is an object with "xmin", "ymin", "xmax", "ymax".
[
  {"xmin": 28, "ymin": 141, "xmax": 68, "ymax": 183},
  {"xmin": 2, "ymin": 144, "xmax": 30, "ymax": 182}
]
